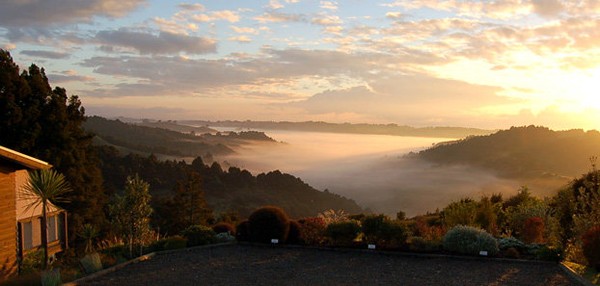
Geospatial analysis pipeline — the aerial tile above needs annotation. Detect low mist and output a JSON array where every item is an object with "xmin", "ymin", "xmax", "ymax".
[{"xmin": 222, "ymin": 130, "xmax": 561, "ymax": 217}]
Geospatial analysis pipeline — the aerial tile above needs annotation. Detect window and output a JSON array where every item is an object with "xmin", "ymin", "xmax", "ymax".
[
  {"xmin": 47, "ymin": 215, "xmax": 57, "ymax": 242},
  {"xmin": 22, "ymin": 221, "xmax": 33, "ymax": 250}
]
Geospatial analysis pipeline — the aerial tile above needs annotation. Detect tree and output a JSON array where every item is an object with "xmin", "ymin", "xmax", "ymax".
[
  {"xmin": 108, "ymin": 175, "xmax": 153, "ymax": 257},
  {"xmin": 0, "ymin": 49, "xmax": 107, "ymax": 246},
  {"xmin": 153, "ymin": 171, "xmax": 214, "ymax": 234},
  {"xmin": 20, "ymin": 169, "xmax": 71, "ymax": 269}
]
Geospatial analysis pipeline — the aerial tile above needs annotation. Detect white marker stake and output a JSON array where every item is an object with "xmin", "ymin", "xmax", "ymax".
[
  {"xmin": 271, "ymin": 239, "xmax": 279, "ymax": 244},
  {"xmin": 368, "ymin": 244, "xmax": 376, "ymax": 250},
  {"xmin": 479, "ymin": 251, "xmax": 488, "ymax": 256}
]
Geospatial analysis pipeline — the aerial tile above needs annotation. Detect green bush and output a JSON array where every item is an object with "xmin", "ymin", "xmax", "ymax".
[
  {"xmin": 235, "ymin": 220, "xmax": 251, "ymax": 242},
  {"xmin": 181, "ymin": 225, "xmax": 216, "ymax": 247},
  {"xmin": 497, "ymin": 237, "xmax": 526, "ymax": 252},
  {"xmin": 582, "ymin": 225, "xmax": 600, "ymax": 270},
  {"xmin": 248, "ymin": 206, "xmax": 290, "ymax": 243},
  {"xmin": 443, "ymin": 225, "xmax": 499, "ymax": 256},
  {"xmin": 325, "ymin": 220, "xmax": 361, "ymax": 246},
  {"xmin": 212, "ymin": 222, "xmax": 236, "ymax": 235}
]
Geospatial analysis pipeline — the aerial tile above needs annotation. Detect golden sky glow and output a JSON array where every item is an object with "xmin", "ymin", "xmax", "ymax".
[{"xmin": 2, "ymin": 0, "xmax": 600, "ymax": 130}]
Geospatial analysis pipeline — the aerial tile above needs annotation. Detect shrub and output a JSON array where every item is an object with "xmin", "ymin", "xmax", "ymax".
[
  {"xmin": 443, "ymin": 199, "xmax": 478, "ymax": 228},
  {"xmin": 497, "ymin": 236, "xmax": 526, "ymax": 252},
  {"xmin": 80, "ymin": 252, "xmax": 103, "ymax": 274},
  {"xmin": 235, "ymin": 220, "xmax": 251, "ymax": 242},
  {"xmin": 361, "ymin": 215, "xmax": 388, "ymax": 244},
  {"xmin": 408, "ymin": 236, "xmax": 441, "ymax": 252},
  {"xmin": 146, "ymin": 236, "xmax": 187, "ymax": 252},
  {"xmin": 325, "ymin": 220, "xmax": 361, "ymax": 246},
  {"xmin": 286, "ymin": 220, "xmax": 302, "ymax": 244},
  {"xmin": 534, "ymin": 245, "xmax": 563, "ymax": 262},
  {"xmin": 582, "ymin": 225, "xmax": 600, "ymax": 270},
  {"xmin": 181, "ymin": 225, "xmax": 216, "ymax": 247},
  {"xmin": 413, "ymin": 217, "xmax": 446, "ymax": 241},
  {"xmin": 521, "ymin": 217, "xmax": 545, "ymax": 244},
  {"xmin": 443, "ymin": 225, "xmax": 499, "ymax": 256},
  {"xmin": 212, "ymin": 222, "xmax": 236, "ymax": 235},
  {"xmin": 298, "ymin": 217, "xmax": 327, "ymax": 245},
  {"xmin": 215, "ymin": 232, "xmax": 236, "ymax": 243},
  {"xmin": 162, "ymin": 236, "xmax": 188, "ymax": 250},
  {"xmin": 248, "ymin": 206, "xmax": 290, "ymax": 243},
  {"xmin": 41, "ymin": 268, "xmax": 61, "ymax": 286},
  {"xmin": 503, "ymin": 247, "xmax": 520, "ymax": 259}
]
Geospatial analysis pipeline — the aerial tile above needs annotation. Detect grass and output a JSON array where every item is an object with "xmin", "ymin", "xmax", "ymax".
[{"xmin": 563, "ymin": 261, "xmax": 600, "ymax": 285}]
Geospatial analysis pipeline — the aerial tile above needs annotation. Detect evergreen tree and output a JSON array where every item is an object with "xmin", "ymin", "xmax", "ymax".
[{"xmin": 0, "ymin": 49, "xmax": 107, "ymax": 246}]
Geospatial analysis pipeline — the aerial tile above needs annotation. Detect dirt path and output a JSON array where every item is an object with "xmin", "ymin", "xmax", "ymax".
[{"xmin": 77, "ymin": 244, "xmax": 579, "ymax": 286}]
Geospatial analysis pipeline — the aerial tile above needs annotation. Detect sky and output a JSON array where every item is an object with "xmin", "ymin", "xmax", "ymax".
[{"xmin": 2, "ymin": 0, "xmax": 600, "ymax": 130}]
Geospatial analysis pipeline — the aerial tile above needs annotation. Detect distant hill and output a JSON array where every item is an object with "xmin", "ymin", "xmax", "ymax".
[
  {"xmin": 415, "ymin": 125, "xmax": 600, "ymax": 178},
  {"xmin": 181, "ymin": 120, "xmax": 493, "ymax": 139},
  {"xmin": 96, "ymin": 146, "xmax": 363, "ymax": 218},
  {"xmin": 84, "ymin": 116, "xmax": 277, "ymax": 158},
  {"xmin": 137, "ymin": 119, "xmax": 216, "ymax": 134}
]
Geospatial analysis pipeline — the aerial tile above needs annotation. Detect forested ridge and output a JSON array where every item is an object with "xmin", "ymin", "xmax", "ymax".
[
  {"xmin": 183, "ymin": 120, "xmax": 493, "ymax": 138},
  {"xmin": 84, "ymin": 116, "xmax": 277, "ymax": 158},
  {"xmin": 96, "ymin": 146, "xmax": 362, "ymax": 219},
  {"xmin": 416, "ymin": 125, "xmax": 600, "ymax": 178}
]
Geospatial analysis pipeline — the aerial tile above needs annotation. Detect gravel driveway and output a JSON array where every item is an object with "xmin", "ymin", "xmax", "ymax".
[{"xmin": 76, "ymin": 244, "xmax": 580, "ymax": 286}]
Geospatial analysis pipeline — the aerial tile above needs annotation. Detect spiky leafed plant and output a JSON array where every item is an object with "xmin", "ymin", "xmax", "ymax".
[
  {"xmin": 79, "ymin": 224, "xmax": 99, "ymax": 254},
  {"xmin": 20, "ymin": 169, "xmax": 71, "ymax": 269}
]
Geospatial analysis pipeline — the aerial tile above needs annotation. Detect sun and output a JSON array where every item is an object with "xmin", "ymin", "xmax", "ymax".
[{"xmin": 568, "ymin": 67, "xmax": 600, "ymax": 110}]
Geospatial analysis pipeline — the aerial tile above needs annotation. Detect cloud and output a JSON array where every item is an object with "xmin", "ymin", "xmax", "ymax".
[
  {"xmin": 20, "ymin": 50, "xmax": 70, "ymax": 59},
  {"xmin": 320, "ymin": 1, "xmax": 338, "ymax": 11},
  {"xmin": 178, "ymin": 3, "xmax": 205, "ymax": 11},
  {"xmin": 531, "ymin": 0, "xmax": 564, "ymax": 17},
  {"xmin": 0, "ymin": 0, "xmax": 146, "ymax": 27},
  {"xmin": 48, "ymin": 70, "xmax": 95, "ymax": 83},
  {"xmin": 229, "ymin": 36, "xmax": 252, "ymax": 43},
  {"xmin": 291, "ymin": 74, "xmax": 516, "ymax": 126},
  {"xmin": 254, "ymin": 11, "xmax": 306, "ymax": 23},
  {"xmin": 191, "ymin": 10, "xmax": 240, "ymax": 23},
  {"xmin": 230, "ymin": 26, "xmax": 259, "ymax": 34},
  {"xmin": 95, "ymin": 29, "xmax": 216, "ymax": 55}
]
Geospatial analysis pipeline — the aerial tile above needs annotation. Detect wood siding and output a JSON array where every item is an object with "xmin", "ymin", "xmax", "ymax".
[{"xmin": 0, "ymin": 171, "xmax": 16, "ymax": 281}]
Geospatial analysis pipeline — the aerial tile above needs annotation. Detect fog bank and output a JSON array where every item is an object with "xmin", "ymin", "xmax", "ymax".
[{"xmin": 221, "ymin": 130, "xmax": 552, "ymax": 216}]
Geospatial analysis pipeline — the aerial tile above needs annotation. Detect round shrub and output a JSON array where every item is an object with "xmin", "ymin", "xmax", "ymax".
[
  {"xmin": 503, "ymin": 247, "xmax": 520, "ymax": 259},
  {"xmin": 180, "ymin": 225, "xmax": 216, "ymax": 247},
  {"xmin": 325, "ymin": 220, "xmax": 361, "ymax": 246},
  {"xmin": 286, "ymin": 220, "xmax": 302, "ymax": 244},
  {"xmin": 235, "ymin": 220, "xmax": 251, "ymax": 242},
  {"xmin": 582, "ymin": 225, "xmax": 600, "ymax": 270},
  {"xmin": 298, "ymin": 217, "xmax": 326, "ymax": 245},
  {"xmin": 213, "ymin": 222, "xmax": 236, "ymax": 235},
  {"xmin": 443, "ymin": 225, "xmax": 499, "ymax": 256},
  {"xmin": 497, "ymin": 237, "xmax": 526, "ymax": 252},
  {"xmin": 248, "ymin": 206, "xmax": 290, "ymax": 243}
]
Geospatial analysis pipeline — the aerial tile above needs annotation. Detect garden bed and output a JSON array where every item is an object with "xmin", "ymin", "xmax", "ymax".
[{"xmin": 74, "ymin": 243, "xmax": 580, "ymax": 286}]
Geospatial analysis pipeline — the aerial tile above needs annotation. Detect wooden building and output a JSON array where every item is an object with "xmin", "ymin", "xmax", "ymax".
[{"xmin": 0, "ymin": 146, "xmax": 68, "ymax": 281}]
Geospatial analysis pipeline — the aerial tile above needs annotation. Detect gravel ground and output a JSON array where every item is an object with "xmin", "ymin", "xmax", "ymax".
[{"xmin": 77, "ymin": 244, "xmax": 580, "ymax": 286}]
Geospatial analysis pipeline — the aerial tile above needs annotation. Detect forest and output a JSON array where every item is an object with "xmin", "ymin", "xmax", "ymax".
[{"xmin": 415, "ymin": 125, "xmax": 600, "ymax": 178}]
